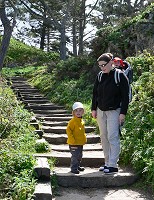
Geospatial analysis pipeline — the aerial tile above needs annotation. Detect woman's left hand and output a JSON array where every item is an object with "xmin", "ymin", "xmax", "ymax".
[{"xmin": 119, "ymin": 114, "xmax": 125, "ymax": 125}]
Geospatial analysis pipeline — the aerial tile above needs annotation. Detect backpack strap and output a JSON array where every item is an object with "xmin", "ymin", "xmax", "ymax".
[
  {"xmin": 124, "ymin": 63, "xmax": 131, "ymax": 77},
  {"xmin": 114, "ymin": 68, "xmax": 121, "ymax": 85},
  {"xmin": 97, "ymin": 71, "xmax": 103, "ymax": 82}
]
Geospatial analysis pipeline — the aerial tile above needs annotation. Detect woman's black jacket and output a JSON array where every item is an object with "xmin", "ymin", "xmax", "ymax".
[{"xmin": 91, "ymin": 69, "xmax": 129, "ymax": 115}]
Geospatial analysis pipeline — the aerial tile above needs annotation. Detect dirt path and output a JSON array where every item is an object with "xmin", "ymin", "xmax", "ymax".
[{"xmin": 53, "ymin": 186, "xmax": 153, "ymax": 200}]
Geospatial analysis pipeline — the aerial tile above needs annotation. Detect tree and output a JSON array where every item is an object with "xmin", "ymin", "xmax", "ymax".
[
  {"xmin": 18, "ymin": 0, "xmax": 71, "ymax": 60},
  {"xmin": 0, "ymin": 0, "xmax": 17, "ymax": 70},
  {"xmin": 91, "ymin": 0, "xmax": 148, "ymax": 28},
  {"xmin": 16, "ymin": 0, "xmax": 99, "ymax": 58}
]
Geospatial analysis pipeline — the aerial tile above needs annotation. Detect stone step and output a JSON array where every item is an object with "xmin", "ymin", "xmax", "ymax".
[
  {"xmin": 42, "ymin": 126, "xmax": 95, "ymax": 134},
  {"xmin": 33, "ymin": 180, "xmax": 52, "ymax": 200},
  {"xmin": 34, "ymin": 150, "xmax": 104, "ymax": 167},
  {"xmin": 43, "ymin": 133, "xmax": 100, "ymax": 144},
  {"xmin": 52, "ymin": 167, "xmax": 138, "ymax": 188},
  {"xmin": 11, "ymin": 84, "xmax": 31, "ymax": 89},
  {"xmin": 12, "ymin": 84, "xmax": 35, "ymax": 88},
  {"xmin": 18, "ymin": 91, "xmax": 43, "ymax": 97},
  {"xmin": 42, "ymin": 121, "xmax": 68, "ymax": 126},
  {"xmin": 28, "ymin": 104, "xmax": 65, "ymax": 110},
  {"xmin": 21, "ymin": 94, "xmax": 45, "ymax": 98},
  {"xmin": 23, "ymin": 99, "xmax": 50, "ymax": 104},
  {"xmin": 14, "ymin": 88, "xmax": 39, "ymax": 93},
  {"xmin": 37, "ymin": 116, "xmax": 72, "ymax": 122},
  {"xmin": 50, "ymin": 143, "xmax": 102, "ymax": 152},
  {"xmin": 22, "ymin": 96, "xmax": 48, "ymax": 101},
  {"xmin": 10, "ymin": 77, "xmax": 27, "ymax": 81},
  {"xmin": 34, "ymin": 157, "xmax": 50, "ymax": 181},
  {"xmin": 33, "ymin": 110, "xmax": 71, "ymax": 115},
  {"xmin": 33, "ymin": 156, "xmax": 52, "ymax": 200}
]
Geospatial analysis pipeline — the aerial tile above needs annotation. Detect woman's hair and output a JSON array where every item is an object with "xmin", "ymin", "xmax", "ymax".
[{"xmin": 97, "ymin": 53, "xmax": 113, "ymax": 62}]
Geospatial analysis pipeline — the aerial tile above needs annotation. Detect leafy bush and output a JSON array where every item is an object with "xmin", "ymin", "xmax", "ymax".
[
  {"xmin": 53, "ymin": 55, "xmax": 95, "ymax": 81},
  {"xmin": 35, "ymin": 139, "xmax": 50, "ymax": 153},
  {"xmin": 127, "ymin": 50, "xmax": 154, "ymax": 82},
  {"xmin": 0, "ymin": 79, "xmax": 38, "ymax": 199},
  {"xmin": 121, "ymin": 72, "xmax": 154, "ymax": 189}
]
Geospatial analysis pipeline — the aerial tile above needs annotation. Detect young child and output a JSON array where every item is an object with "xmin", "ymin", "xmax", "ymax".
[
  {"xmin": 66, "ymin": 102, "xmax": 87, "ymax": 174},
  {"xmin": 113, "ymin": 57, "xmax": 125, "ymax": 69}
]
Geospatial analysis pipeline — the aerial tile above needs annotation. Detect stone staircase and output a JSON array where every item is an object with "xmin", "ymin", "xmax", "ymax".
[{"xmin": 9, "ymin": 76, "xmax": 138, "ymax": 199}]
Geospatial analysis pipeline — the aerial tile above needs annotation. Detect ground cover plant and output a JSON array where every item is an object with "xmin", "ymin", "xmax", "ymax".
[
  {"xmin": 0, "ymin": 78, "xmax": 47, "ymax": 199},
  {"xmin": 4, "ymin": 38, "xmax": 59, "ymax": 68}
]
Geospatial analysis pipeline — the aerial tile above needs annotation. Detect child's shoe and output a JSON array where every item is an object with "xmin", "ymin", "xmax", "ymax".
[
  {"xmin": 78, "ymin": 166, "xmax": 85, "ymax": 171},
  {"xmin": 71, "ymin": 169, "xmax": 80, "ymax": 174}
]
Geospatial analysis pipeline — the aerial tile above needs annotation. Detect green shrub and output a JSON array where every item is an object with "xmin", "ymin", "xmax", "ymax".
[
  {"xmin": 35, "ymin": 139, "xmax": 50, "ymax": 153},
  {"xmin": 121, "ymin": 72, "xmax": 154, "ymax": 189},
  {"xmin": 0, "ymin": 80, "xmax": 37, "ymax": 199},
  {"xmin": 4, "ymin": 38, "xmax": 59, "ymax": 67}
]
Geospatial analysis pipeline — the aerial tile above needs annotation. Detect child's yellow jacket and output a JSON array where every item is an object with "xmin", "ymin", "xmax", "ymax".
[{"xmin": 66, "ymin": 116, "xmax": 87, "ymax": 145}]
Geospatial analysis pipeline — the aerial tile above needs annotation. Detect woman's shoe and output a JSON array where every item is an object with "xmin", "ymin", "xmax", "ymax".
[
  {"xmin": 104, "ymin": 167, "xmax": 118, "ymax": 174},
  {"xmin": 99, "ymin": 165, "xmax": 108, "ymax": 171}
]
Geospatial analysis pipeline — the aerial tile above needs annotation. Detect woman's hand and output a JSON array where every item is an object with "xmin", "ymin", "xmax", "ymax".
[
  {"xmin": 119, "ymin": 114, "xmax": 125, "ymax": 125},
  {"xmin": 92, "ymin": 110, "xmax": 97, "ymax": 119}
]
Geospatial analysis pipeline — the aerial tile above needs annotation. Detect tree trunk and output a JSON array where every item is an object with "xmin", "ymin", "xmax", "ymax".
[
  {"xmin": 47, "ymin": 27, "xmax": 50, "ymax": 52},
  {"xmin": 60, "ymin": 23, "xmax": 66, "ymax": 60},
  {"xmin": 40, "ymin": 23, "xmax": 46, "ymax": 50},
  {"xmin": 0, "ymin": 1, "xmax": 16, "ymax": 71},
  {"xmin": 78, "ymin": 0, "xmax": 86, "ymax": 55},
  {"xmin": 72, "ymin": 0, "xmax": 77, "ymax": 56},
  {"xmin": 72, "ymin": 19, "xmax": 77, "ymax": 56}
]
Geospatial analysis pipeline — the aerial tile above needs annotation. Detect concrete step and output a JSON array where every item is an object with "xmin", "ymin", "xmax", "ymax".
[
  {"xmin": 50, "ymin": 143, "xmax": 102, "ymax": 152},
  {"xmin": 21, "ymin": 94, "xmax": 45, "ymax": 98},
  {"xmin": 23, "ymin": 99, "xmax": 50, "ymax": 104},
  {"xmin": 18, "ymin": 91, "xmax": 43, "ymax": 96},
  {"xmin": 11, "ymin": 84, "xmax": 31, "ymax": 89},
  {"xmin": 52, "ymin": 167, "xmax": 138, "ymax": 188},
  {"xmin": 33, "ymin": 157, "xmax": 52, "ymax": 200},
  {"xmin": 33, "ymin": 180, "xmax": 52, "ymax": 200},
  {"xmin": 42, "ymin": 121, "xmax": 68, "ymax": 126},
  {"xmin": 21, "ymin": 94, "xmax": 47, "ymax": 101},
  {"xmin": 33, "ymin": 110, "xmax": 71, "ymax": 115},
  {"xmin": 10, "ymin": 76, "xmax": 27, "ymax": 81},
  {"xmin": 42, "ymin": 126, "xmax": 95, "ymax": 134},
  {"xmin": 37, "ymin": 116, "xmax": 72, "ymax": 122},
  {"xmin": 34, "ymin": 150, "xmax": 104, "ymax": 167},
  {"xmin": 28, "ymin": 104, "xmax": 65, "ymax": 110},
  {"xmin": 43, "ymin": 133, "xmax": 100, "ymax": 144},
  {"xmin": 14, "ymin": 88, "xmax": 39, "ymax": 93},
  {"xmin": 34, "ymin": 157, "xmax": 50, "ymax": 180}
]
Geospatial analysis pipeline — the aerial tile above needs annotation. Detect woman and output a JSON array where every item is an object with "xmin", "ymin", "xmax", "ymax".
[{"xmin": 91, "ymin": 53, "xmax": 129, "ymax": 174}]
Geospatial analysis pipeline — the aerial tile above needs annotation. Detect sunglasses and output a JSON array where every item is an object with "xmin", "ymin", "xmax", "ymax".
[{"xmin": 98, "ymin": 61, "xmax": 110, "ymax": 68}]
